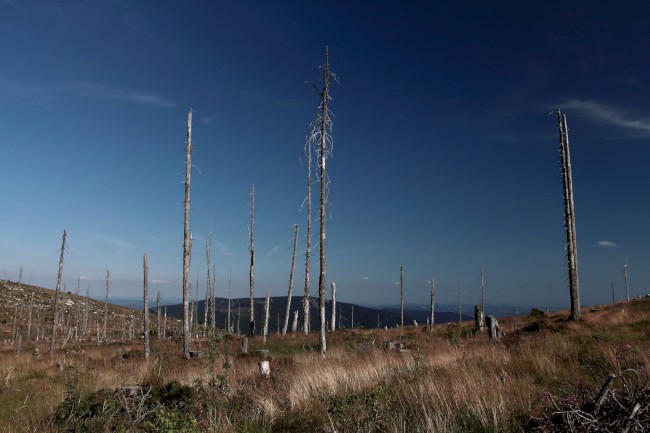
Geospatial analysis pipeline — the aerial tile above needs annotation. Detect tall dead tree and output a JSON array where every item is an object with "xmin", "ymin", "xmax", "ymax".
[
  {"xmin": 227, "ymin": 266, "xmax": 232, "ymax": 333},
  {"xmin": 263, "ymin": 291, "xmax": 270, "ymax": 344},
  {"xmin": 313, "ymin": 46, "xmax": 334, "ymax": 357},
  {"xmin": 182, "ymin": 109, "xmax": 193, "ymax": 356},
  {"xmin": 458, "ymin": 283, "xmax": 462, "ymax": 324},
  {"xmin": 330, "ymin": 282, "xmax": 336, "ymax": 332},
  {"xmin": 303, "ymin": 114, "xmax": 313, "ymax": 336},
  {"xmin": 400, "ymin": 266, "xmax": 404, "ymax": 328},
  {"xmin": 156, "ymin": 291, "xmax": 161, "ymax": 338},
  {"xmin": 27, "ymin": 292, "xmax": 33, "ymax": 341},
  {"xmin": 211, "ymin": 264, "xmax": 216, "ymax": 330},
  {"xmin": 49, "ymin": 229, "xmax": 67, "ymax": 357},
  {"xmin": 283, "ymin": 224, "xmax": 299, "ymax": 334},
  {"xmin": 429, "ymin": 269, "xmax": 435, "ymax": 330},
  {"xmin": 205, "ymin": 232, "xmax": 212, "ymax": 331},
  {"xmin": 143, "ymin": 253, "xmax": 150, "ymax": 360},
  {"xmin": 103, "ymin": 269, "xmax": 109, "ymax": 342},
  {"xmin": 623, "ymin": 259, "xmax": 630, "ymax": 302},
  {"xmin": 248, "ymin": 184, "xmax": 256, "ymax": 337},
  {"xmin": 557, "ymin": 109, "xmax": 580, "ymax": 320},
  {"xmin": 481, "ymin": 268, "xmax": 485, "ymax": 313}
]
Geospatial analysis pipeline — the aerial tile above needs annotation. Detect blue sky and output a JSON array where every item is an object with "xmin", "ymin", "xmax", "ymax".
[{"xmin": 1, "ymin": 0, "xmax": 648, "ymax": 310}]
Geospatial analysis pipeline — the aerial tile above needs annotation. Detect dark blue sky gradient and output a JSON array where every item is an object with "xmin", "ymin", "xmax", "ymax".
[{"xmin": 1, "ymin": 1, "xmax": 648, "ymax": 309}]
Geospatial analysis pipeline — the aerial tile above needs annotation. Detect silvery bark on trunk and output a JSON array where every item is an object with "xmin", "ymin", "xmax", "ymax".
[
  {"xmin": 557, "ymin": 109, "xmax": 580, "ymax": 320},
  {"xmin": 143, "ymin": 253, "xmax": 150, "ymax": 360},
  {"xmin": 263, "ymin": 292, "xmax": 270, "ymax": 344},
  {"xmin": 330, "ymin": 282, "xmax": 336, "ymax": 332},
  {"xmin": 49, "ymin": 230, "xmax": 67, "ymax": 357},
  {"xmin": 182, "ymin": 109, "xmax": 193, "ymax": 356},
  {"xmin": 248, "ymin": 185, "xmax": 256, "ymax": 337},
  {"xmin": 283, "ymin": 224, "xmax": 299, "ymax": 334},
  {"xmin": 400, "ymin": 266, "xmax": 404, "ymax": 328}
]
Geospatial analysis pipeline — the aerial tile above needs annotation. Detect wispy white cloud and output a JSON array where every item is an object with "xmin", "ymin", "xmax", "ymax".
[
  {"xmin": 361, "ymin": 276, "xmax": 369, "ymax": 280},
  {"xmin": 266, "ymin": 245, "xmax": 281, "ymax": 256},
  {"xmin": 0, "ymin": 77, "xmax": 174, "ymax": 108},
  {"xmin": 563, "ymin": 99, "xmax": 650, "ymax": 137},
  {"xmin": 73, "ymin": 275, "xmax": 92, "ymax": 281},
  {"xmin": 597, "ymin": 240, "xmax": 618, "ymax": 248},
  {"xmin": 91, "ymin": 232, "xmax": 135, "ymax": 254},
  {"xmin": 79, "ymin": 83, "xmax": 174, "ymax": 108},
  {"xmin": 151, "ymin": 279, "xmax": 171, "ymax": 284},
  {"xmin": 200, "ymin": 117, "xmax": 214, "ymax": 124},
  {"xmin": 216, "ymin": 241, "xmax": 232, "ymax": 257},
  {"xmin": 147, "ymin": 235, "xmax": 164, "ymax": 244}
]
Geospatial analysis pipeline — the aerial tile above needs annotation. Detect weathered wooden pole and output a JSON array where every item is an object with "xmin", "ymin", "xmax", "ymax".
[
  {"xmin": 330, "ymin": 282, "xmax": 336, "ymax": 332},
  {"xmin": 623, "ymin": 259, "xmax": 630, "ymax": 301},
  {"xmin": 429, "ymin": 269, "xmax": 435, "ymax": 330},
  {"xmin": 283, "ymin": 224, "xmax": 299, "ymax": 334},
  {"xmin": 49, "ymin": 230, "xmax": 67, "ymax": 358},
  {"xmin": 248, "ymin": 184, "xmax": 256, "ymax": 337},
  {"xmin": 143, "ymin": 253, "xmax": 150, "ymax": 360},
  {"xmin": 291, "ymin": 310, "xmax": 299, "ymax": 333},
  {"xmin": 400, "ymin": 266, "xmax": 404, "ymax": 328},
  {"xmin": 263, "ymin": 292, "xmax": 270, "ymax": 344},
  {"xmin": 303, "ymin": 127, "xmax": 313, "ymax": 336},
  {"xmin": 182, "ymin": 109, "xmax": 193, "ymax": 356},
  {"xmin": 557, "ymin": 109, "xmax": 580, "ymax": 320},
  {"xmin": 317, "ymin": 48, "xmax": 331, "ymax": 357}
]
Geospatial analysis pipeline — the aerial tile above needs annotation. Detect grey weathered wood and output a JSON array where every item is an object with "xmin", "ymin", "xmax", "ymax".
[
  {"xmin": 430, "ymin": 268, "xmax": 435, "ymax": 330},
  {"xmin": 292, "ymin": 310, "xmax": 299, "ymax": 333},
  {"xmin": 330, "ymin": 282, "xmax": 336, "ymax": 331},
  {"xmin": 283, "ymin": 224, "xmax": 299, "ymax": 334},
  {"xmin": 182, "ymin": 109, "xmax": 193, "ymax": 356},
  {"xmin": 263, "ymin": 292, "xmax": 270, "ymax": 344},
  {"xmin": 259, "ymin": 360, "xmax": 270, "ymax": 377},
  {"xmin": 49, "ymin": 230, "xmax": 66, "ymax": 358},
  {"xmin": 103, "ymin": 268, "xmax": 109, "ymax": 342},
  {"xmin": 623, "ymin": 260, "xmax": 629, "ymax": 302},
  {"xmin": 474, "ymin": 306, "xmax": 484, "ymax": 333},
  {"xmin": 400, "ymin": 266, "xmax": 404, "ymax": 328},
  {"xmin": 557, "ymin": 109, "xmax": 580, "ymax": 320},
  {"xmin": 248, "ymin": 185, "xmax": 256, "ymax": 337},
  {"xmin": 303, "ymin": 125, "xmax": 313, "ymax": 336},
  {"xmin": 317, "ymin": 47, "xmax": 331, "ymax": 357},
  {"xmin": 242, "ymin": 337, "xmax": 248, "ymax": 354},
  {"xmin": 143, "ymin": 253, "xmax": 150, "ymax": 360},
  {"xmin": 486, "ymin": 315, "xmax": 501, "ymax": 341}
]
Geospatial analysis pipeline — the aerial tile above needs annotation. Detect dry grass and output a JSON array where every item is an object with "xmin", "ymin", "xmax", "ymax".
[{"xmin": 1, "ymin": 278, "xmax": 649, "ymax": 432}]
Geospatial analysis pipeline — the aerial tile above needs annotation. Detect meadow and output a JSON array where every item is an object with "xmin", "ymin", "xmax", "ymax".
[{"xmin": 1, "ymin": 279, "xmax": 648, "ymax": 432}]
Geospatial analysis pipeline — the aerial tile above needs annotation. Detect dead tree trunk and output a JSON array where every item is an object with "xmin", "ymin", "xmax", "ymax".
[
  {"xmin": 248, "ymin": 184, "xmax": 256, "ymax": 337},
  {"xmin": 263, "ymin": 292, "xmax": 270, "ymax": 344},
  {"xmin": 143, "ymin": 253, "xmax": 150, "ymax": 360},
  {"xmin": 49, "ymin": 230, "xmax": 67, "ymax": 358},
  {"xmin": 313, "ymin": 47, "xmax": 333, "ymax": 357},
  {"xmin": 103, "ymin": 269, "xmax": 109, "ymax": 342},
  {"xmin": 303, "ymin": 126, "xmax": 313, "ymax": 336},
  {"xmin": 156, "ymin": 291, "xmax": 161, "ymax": 338},
  {"xmin": 283, "ymin": 224, "xmax": 299, "ymax": 334},
  {"xmin": 205, "ymin": 233, "xmax": 212, "ymax": 332},
  {"xmin": 227, "ymin": 266, "xmax": 232, "ymax": 333},
  {"xmin": 182, "ymin": 109, "xmax": 193, "ymax": 357},
  {"xmin": 330, "ymin": 282, "xmax": 336, "ymax": 332},
  {"xmin": 429, "ymin": 268, "xmax": 435, "ymax": 330},
  {"xmin": 292, "ymin": 310, "xmax": 299, "ymax": 333},
  {"xmin": 27, "ymin": 292, "xmax": 33, "ymax": 341},
  {"xmin": 486, "ymin": 315, "xmax": 501, "ymax": 341},
  {"xmin": 557, "ymin": 109, "xmax": 580, "ymax": 320},
  {"xmin": 458, "ymin": 283, "xmax": 462, "ymax": 324},
  {"xmin": 474, "ymin": 305, "xmax": 484, "ymax": 333},
  {"xmin": 623, "ymin": 259, "xmax": 630, "ymax": 302},
  {"xmin": 400, "ymin": 266, "xmax": 404, "ymax": 328}
]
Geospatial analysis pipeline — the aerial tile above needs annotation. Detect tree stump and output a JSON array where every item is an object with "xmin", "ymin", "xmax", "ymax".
[
  {"xmin": 259, "ymin": 360, "xmax": 270, "ymax": 377},
  {"xmin": 474, "ymin": 305, "xmax": 485, "ymax": 333},
  {"xmin": 242, "ymin": 337, "xmax": 249, "ymax": 354},
  {"xmin": 486, "ymin": 315, "xmax": 501, "ymax": 341}
]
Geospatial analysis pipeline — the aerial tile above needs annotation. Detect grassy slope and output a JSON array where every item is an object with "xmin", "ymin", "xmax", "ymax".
[{"xmin": 1, "ymin": 279, "xmax": 648, "ymax": 432}]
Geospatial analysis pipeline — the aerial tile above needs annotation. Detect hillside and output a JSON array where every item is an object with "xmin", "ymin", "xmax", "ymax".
[{"xmin": 0, "ymin": 278, "xmax": 648, "ymax": 432}]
